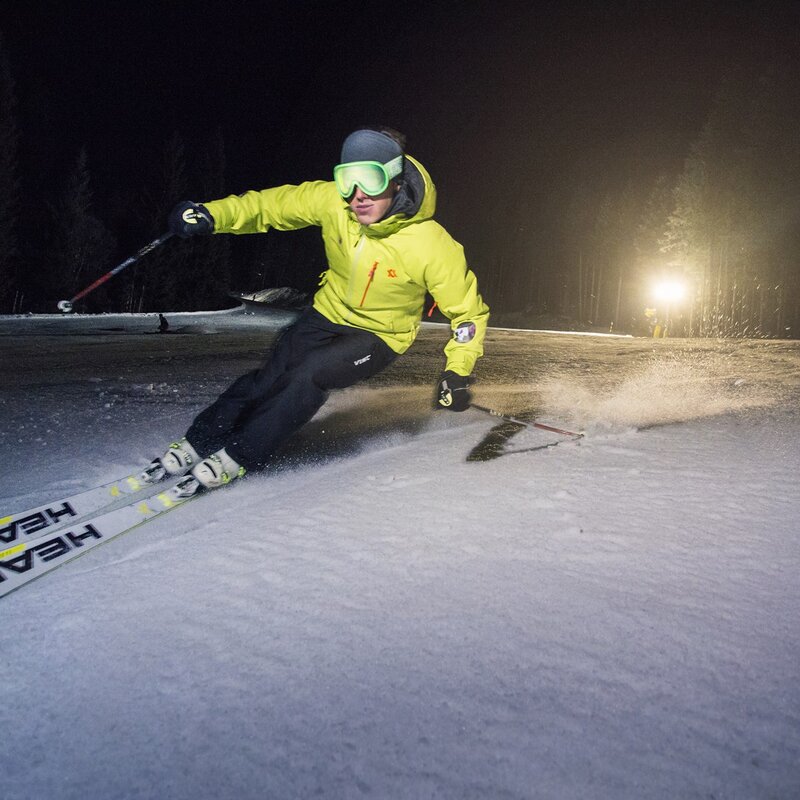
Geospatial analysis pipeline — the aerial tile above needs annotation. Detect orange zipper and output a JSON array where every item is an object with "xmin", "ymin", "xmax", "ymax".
[{"xmin": 359, "ymin": 261, "xmax": 378, "ymax": 307}]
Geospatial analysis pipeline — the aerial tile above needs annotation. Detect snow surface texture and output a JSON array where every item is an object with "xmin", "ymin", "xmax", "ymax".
[{"xmin": 1, "ymin": 308, "xmax": 799, "ymax": 800}]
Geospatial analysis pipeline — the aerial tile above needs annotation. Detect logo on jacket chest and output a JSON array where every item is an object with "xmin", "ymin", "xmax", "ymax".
[{"xmin": 366, "ymin": 261, "xmax": 399, "ymax": 279}]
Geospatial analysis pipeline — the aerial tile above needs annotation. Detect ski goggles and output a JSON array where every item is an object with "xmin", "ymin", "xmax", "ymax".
[{"xmin": 333, "ymin": 155, "xmax": 404, "ymax": 198}]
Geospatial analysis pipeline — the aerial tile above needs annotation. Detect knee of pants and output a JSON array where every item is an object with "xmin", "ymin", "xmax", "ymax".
[{"xmin": 279, "ymin": 362, "xmax": 331, "ymax": 396}]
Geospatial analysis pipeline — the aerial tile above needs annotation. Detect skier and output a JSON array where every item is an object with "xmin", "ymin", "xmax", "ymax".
[{"xmin": 158, "ymin": 127, "xmax": 489, "ymax": 490}]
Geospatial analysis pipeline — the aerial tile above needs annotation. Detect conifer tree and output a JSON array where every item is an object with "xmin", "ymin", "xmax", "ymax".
[
  {"xmin": 139, "ymin": 132, "xmax": 190, "ymax": 311},
  {"xmin": 45, "ymin": 148, "xmax": 115, "ymax": 312},
  {"xmin": 0, "ymin": 33, "xmax": 20, "ymax": 311},
  {"xmin": 664, "ymin": 60, "xmax": 800, "ymax": 337},
  {"xmin": 194, "ymin": 126, "xmax": 231, "ymax": 309}
]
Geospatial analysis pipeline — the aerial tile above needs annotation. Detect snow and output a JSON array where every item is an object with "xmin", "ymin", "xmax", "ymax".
[{"xmin": 1, "ymin": 308, "xmax": 799, "ymax": 800}]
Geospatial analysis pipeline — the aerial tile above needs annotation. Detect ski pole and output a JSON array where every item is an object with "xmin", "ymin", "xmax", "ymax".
[
  {"xmin": 57, "ymin": 232, "xmax": 174, "ymax": 313},
  {"xmin": 472, "ymin": 404, "xmax": 584, "ymax": 438}
]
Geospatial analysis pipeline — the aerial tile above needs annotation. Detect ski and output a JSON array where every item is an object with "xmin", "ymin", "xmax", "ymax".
[
  {"xmin": 0, "ymin": 475, "xmax": 206, "ymax": 599},
  {"xmin": 0, "ymin": 461, "xmax": 173, "ymax": 547}
]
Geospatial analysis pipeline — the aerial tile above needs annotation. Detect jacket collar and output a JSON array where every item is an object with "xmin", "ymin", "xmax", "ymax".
[{"xmin": 345, "ymin": 155, "xmax": 437, "ymax": 238}]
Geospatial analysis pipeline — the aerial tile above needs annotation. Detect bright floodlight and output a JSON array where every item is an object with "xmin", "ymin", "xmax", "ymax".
[{"xmin": 653, "ymin": 278, "xmax": 686, "ymax": 304}]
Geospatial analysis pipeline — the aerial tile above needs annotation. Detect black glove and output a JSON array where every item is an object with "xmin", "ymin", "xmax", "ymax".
[
  {"xmin": 168, "ymin": 201, "xmax": 214, "ymax": 238},
  {"xmin": 435, "ymin": 370, "xmax": 472, "ymax": 412}
]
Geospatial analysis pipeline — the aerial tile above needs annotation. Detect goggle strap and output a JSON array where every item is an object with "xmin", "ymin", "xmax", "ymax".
[{"xmin": 384, "ymin": 155, "xmax": 404, "ymax": 180}]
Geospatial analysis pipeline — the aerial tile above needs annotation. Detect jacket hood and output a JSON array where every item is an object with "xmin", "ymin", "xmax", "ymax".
[{"xmin": 347, "ymin": 155, "xmax": 437, "ymax": 238}]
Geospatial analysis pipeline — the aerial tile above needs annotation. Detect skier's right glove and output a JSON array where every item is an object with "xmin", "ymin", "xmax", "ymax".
[{"xmin": 168, "ymin": 201, "xmax": 215, "ymax": 238}]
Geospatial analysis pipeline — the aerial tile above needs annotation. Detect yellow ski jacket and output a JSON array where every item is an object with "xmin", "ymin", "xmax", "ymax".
[{"xmin": 203, "ymin": 156, "xmax": 489, "ymax": 376}]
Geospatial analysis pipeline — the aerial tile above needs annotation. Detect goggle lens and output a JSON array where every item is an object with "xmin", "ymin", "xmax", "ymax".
[{"xmin": 333, "ymin": 155, "xmax": 403, "ymax": 198}]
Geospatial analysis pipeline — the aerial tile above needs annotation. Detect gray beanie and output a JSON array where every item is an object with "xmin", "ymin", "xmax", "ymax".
[{"xmin": 340, "ymin": 129, "xmax": 404, "ymax": 166}]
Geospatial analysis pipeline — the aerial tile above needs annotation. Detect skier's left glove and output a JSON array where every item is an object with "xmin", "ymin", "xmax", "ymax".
[
  {"xmin": 168, "ymin": 201, "xmax": 215, "ymax": 238},
  {"xmin": 435, "ymin": 370, "xmax": 472, "ymax": 412}
]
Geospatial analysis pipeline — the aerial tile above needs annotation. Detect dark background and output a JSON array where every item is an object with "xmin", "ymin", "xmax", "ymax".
[{"xmin": 2, "ymin": 0, "xmax": 798, "ymax": 335}]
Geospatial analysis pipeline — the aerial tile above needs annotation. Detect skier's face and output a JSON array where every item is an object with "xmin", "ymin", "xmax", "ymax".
[{"xmin": 348, "ymin": 182, "xmax": 397, "ymax": 225}]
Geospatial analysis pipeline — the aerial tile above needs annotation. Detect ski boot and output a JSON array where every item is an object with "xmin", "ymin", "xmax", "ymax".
[
  {"xmin": 191, "ymin": 449, "xmax": 246, "ymax": 490},
  {"xmin": 137, "ymin": 438, "xmax": 201, "ymax": 485},
  {"xmin": 161, "ymin": 438, "xmax": 202, "ymax": 475}
]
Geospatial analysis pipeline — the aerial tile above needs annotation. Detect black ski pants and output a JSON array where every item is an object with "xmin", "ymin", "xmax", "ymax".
[{"xmin": 185, "ymin": 308, "xmax": 398, "ymax": 470}]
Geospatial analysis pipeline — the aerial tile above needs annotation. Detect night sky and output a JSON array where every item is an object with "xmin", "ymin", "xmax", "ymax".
[{"xmin": 3, "ymin": 0, "xmax": 799, "ymax": 312}]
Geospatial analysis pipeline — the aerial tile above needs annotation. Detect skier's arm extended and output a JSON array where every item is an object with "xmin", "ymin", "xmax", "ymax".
[{"xmin": 203, "ymin": 181, "xmax": 342, "ymax": 234}]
